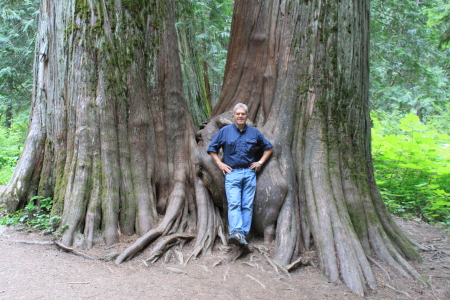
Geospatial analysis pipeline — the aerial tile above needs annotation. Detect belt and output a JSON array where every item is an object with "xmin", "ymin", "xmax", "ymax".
[{"xmin": 232, "ymin": 165, "xmax": 249, "ymax": 169}]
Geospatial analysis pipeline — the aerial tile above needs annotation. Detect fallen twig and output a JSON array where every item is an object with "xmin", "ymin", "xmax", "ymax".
[
  {"xmin": 212, "ymin": 260, "xmax": 222, "ymax": 267},
  {"xmin": 223, "ymin": 268, "xmax": 230, "ymax": 281},
  {"xmin": 165, "ymin": 266, "xmax": 187, "ymax": 275},
  {"xmin": 241, "ymin": 261, "xmax": 258, "ymax": 268},
  {"xmin": 428, "ymin": 275, "xmax": 441, "ymax": 300},
  {"xmin": 367, "ymin": 255, "xmax": 391, "ymax": 282},
  {"xmin": 54, "ymin": 241, "xmax": 96, "ymax": 260},
  {"xmin": 197, "ymin": 263, "xmax": 213, "ymax": 273},
  {"xmin": 246, "ymin": 274, "xmax": 266, "ymax": 289},
  {"xmin": 384, "ymin": 284, "xmax": 411, "ymax": 298}
]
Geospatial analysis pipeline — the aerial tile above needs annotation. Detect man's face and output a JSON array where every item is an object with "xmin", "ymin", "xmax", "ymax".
[{"xmin": 233, "ymin": 107, "xmax": 248, "ymax": 128}]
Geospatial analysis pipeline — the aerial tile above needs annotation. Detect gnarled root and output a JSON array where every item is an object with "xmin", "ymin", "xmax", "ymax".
[
  {"xmin": 145, "ymin": 233, "xmax": 194, "ymax": 263},
  {"xmin": 115, "ymin": 180, "xmax": 186, "ymax": 264}
]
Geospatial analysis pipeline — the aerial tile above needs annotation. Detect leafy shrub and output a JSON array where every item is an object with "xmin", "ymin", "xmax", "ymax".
[
  {"xmin": 0, "ymin": 196, "xmax": 61, "ymax": 233},
  {"xmin": 372, "ymin": 112, "xmax": 450, "ymax": 227},
  {"xmin": 0, "ymin": 120, "xmax": 27, "ymax": 184}
]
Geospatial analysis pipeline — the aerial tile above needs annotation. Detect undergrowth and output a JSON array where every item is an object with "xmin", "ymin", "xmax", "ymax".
[
  {"xmin": 0, "ymin": 120, "xmax": 27, "ymax": 185},
  {"xmin": 0, "ymin": 196, "xmax": 62, "ymax": 234},
  {"xmin": 372, "ymin": 112, "xmax": 450, "ymax": 228}
]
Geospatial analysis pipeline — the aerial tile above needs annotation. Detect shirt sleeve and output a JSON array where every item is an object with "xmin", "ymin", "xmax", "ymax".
[
  {"xmin": 258, "ymin": 131, "xmax": 273, "ymax": 151},
  {"xmin": 207, "ymin": 129, "xmax": 223, "ymax": 154}
]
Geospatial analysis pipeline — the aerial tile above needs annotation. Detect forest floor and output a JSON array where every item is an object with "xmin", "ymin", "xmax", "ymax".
[{"xmin": 0, "ymin": 191, "xmax": 449, "ymax": 299}]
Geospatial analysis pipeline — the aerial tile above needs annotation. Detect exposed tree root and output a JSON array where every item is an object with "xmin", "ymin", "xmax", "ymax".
[
  {"xmin": 54, "ymin": 241, "xmax": 96, "ymax": 260},
  {"xmin": 228, "ymin": 246, "xmax": 252, "ymax": 263},
  {"xmin": 145, "ymin": 233, "xmax": 194, "ymax": 263},
  {"xmin": 115, "ymin": 178, "xmax": 187, "ymax": 264},
  {"xmin": 254, "ymin": 245, "xmax": 291, "ymax": 279}
]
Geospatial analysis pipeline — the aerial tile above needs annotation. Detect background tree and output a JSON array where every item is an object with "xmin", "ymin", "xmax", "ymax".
[
  {"xmin": 0, "ymin": 0, "xmax": 38, "ymax": 184},
  {"xmin": 0, "ymin": 0, "xmax": 427, "ymax": 296},
  {"xmin": 175, "ymin": 0, "xmax": 233, "ymax": 126},
  {"xmin": 425, "ymin": 2, "xmax": 450, "ymax": 48},
  {"xmin": 370, "ymin": 0, "xmax": 450, "ymax": 121},
  {"xmin": 0, "ymin": 0, "xmax": 38, "ymax": 128}
]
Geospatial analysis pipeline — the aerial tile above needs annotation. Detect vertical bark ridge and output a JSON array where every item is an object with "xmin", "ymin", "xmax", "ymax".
[
  {"xmin": 84, "ymin": 146, "xmax": 102, "ymax": 248},
  {"xmin": 330, "ymin": 151, "xmax": 377, "ymax": 290},
  {"xmin": 304, "ymin": 119, "xmax": 340, "ymax": 283},
  {"xmin": 117, "ymin": 98, "xmax": 136, "ymax": 236},
  {"xmin": 97, "ymin": 69, "xmax": 121, "ymax": 246}
]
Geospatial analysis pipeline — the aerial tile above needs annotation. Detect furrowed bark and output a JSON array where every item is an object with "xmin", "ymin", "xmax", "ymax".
[{"xmin": 1, "ymin": 0, "xmax": 425, "ymax": 296}]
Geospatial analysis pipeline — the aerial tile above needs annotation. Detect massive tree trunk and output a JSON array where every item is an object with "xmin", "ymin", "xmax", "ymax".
[
  {"xmin": 0, "ymin": 0, "xmax": 210, "ymax": 249},
  {"xmin": 0, "ymin": 0, "xmax": 423, "ymax": 296},
  {"xmin": 200, "ymin": 0, "xmax": 423, "ymax": 296}
]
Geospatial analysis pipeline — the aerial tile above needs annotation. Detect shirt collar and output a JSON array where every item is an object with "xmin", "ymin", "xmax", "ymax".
[{"xmin": 233, "ymin": 123, "xmax": 247, "ymax": 132}]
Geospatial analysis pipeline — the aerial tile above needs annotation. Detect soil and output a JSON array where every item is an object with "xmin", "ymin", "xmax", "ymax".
[{"xmin": 1, "ymin": 190, "xmax": 449, "ymax": 299}]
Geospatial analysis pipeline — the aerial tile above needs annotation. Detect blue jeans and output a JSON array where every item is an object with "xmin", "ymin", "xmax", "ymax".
[{"xmin": 225, "ymin": 168, "xmax": 256, "ymax": 237}]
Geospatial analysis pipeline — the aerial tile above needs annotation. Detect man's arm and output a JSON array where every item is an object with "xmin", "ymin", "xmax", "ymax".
[
  {"xmin": 209, "ymin": 151, "xmax": 232, "ymax": 175},
  {"xmin": 249, "ymin": 148, "xmax": 273, "ymax": 171}
]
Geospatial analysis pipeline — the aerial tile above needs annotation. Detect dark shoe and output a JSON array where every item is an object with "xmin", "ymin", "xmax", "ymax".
[{"xmin": 228, "ymin": 232, "xmax": 248, "ymax": 247}]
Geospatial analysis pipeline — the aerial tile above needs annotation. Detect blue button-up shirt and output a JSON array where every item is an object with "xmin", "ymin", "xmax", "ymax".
[{"xmin": 207, "ymin": 124, "xmax": 273, "ymax": 167}]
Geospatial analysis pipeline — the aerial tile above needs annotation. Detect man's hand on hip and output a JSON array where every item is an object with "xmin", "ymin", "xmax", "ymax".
[
  {"xmin": 249, "ymin": 161, "xmax": 262, "ymax": 171},
  {"xmin": 217, "ymin": 161, "xmax": 232, "ymax": 175}
]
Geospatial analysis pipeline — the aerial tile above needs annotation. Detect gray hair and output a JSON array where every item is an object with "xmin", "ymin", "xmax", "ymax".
[{"xmin": 233, "ymin": 103, "xmax": 248, "ymax": 114}]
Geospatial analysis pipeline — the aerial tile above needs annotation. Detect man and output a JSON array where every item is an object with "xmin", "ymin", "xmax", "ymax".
[{"xmin": 207, "ymin": 103, "xmax": 273, "ymax": 247}]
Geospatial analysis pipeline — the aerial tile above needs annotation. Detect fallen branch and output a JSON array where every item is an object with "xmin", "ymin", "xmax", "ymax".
[
  {"xmin": 54, "ymin": 241, "xmax": 96, "ymax": 260},
  {"xmin": 1, "ymin": 239, "xmax": 54, "ymax": 245}
]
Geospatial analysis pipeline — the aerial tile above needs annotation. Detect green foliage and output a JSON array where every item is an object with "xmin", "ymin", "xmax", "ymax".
[
  {"xmin": 0, "ymin": 118, "xmax": 27, "ymax": 184},
  {"xmin": 425, "ymin": 3, "xmax": 450, "ymax": 48},
  {"xmin": 175, "ymin": 0, "xmax": 233, "ymax": 125},
  {"xmin": 370, "ymin": 0, "xmax": 450, "ymax": 120},
  {"xmin": 0, "ymin": 0, "xmax": 38, "ymax": 128},
  {"xmin": 0, "ymin": 196, "xmax": 61, "ymax": 233},
  {"xmin": 372, "ymin": 113, "xmax": 450, "ymax": 226}
]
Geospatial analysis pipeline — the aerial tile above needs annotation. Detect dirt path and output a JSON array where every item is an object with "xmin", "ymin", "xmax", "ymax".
[{"xmin": 0, "ymin": 212, "xmax": 449, "ymax": 299}]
